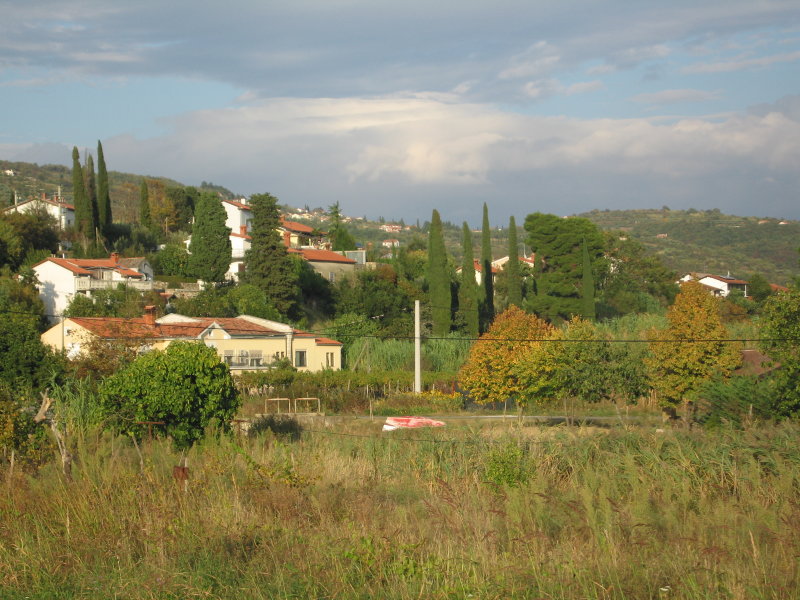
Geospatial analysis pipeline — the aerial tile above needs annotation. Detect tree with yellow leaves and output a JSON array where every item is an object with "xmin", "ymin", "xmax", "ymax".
[
  {"xmin": 458, "ymin": 305, "xmax": 552, "ymax": 407},
  {"xmin": 645, "ymin": 281, "xmax": 740, "ymax": 419}
]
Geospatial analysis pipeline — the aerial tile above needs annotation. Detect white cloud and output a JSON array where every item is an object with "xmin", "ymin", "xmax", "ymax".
[
  {"xmin": 684, "ymin": 50, "xmax": 800, "ymax": 73},
  {"xmin": 499, "ymin": 41, "xmax": 561, "ymax": 80},
  {"xmin": 565, "ymin": 80, "xmax": 605, "ymax": 95},
  {"xmin": 631, "ymin": 89, "xmax": 722, "ymax": 104}
]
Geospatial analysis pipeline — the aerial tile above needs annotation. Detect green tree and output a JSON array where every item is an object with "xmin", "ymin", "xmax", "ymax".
[
  {"xmin": 525, "ymin": 212, "xmax": 606, "ymax": 322},
  {"xmin": 748, "ymin": 273, "xmax": 773, "ymax": 304},
  {"xmin": 243, "ymin": 193, "xmax": 298, "ymax": 317},
  {"xmin": 645, "ymin": 281, "xmax": 741, "ymax": 419},
  {"xmin": 457, "ymin": 222, "xmax": 479, "ymax": 338},
  {"xmin": 100, "ymin": 342, "xmax": 240, "ymax": 450},
  {"xmin": 328, "ymin": 202, "xmax": 356, "ymax": 251},
  {"xmin": 188, "ymin": 192, "xmax": 231, "ymax": 283},
  {"xmin": 139, "ymin": 180, "xmax": 151, "ymax": 228},
  {"xmin": 760, "ymin": 289, "xmax": 800, "ymax": 417},
  {"xmin": 506, "ymin": 216, "xmax": 522, "ymax": 308},
  {"xmin": 96, "ymin": 140, "xmax": 112, "ymax": 231},
  {"xmin": 427, "ymin": 209, "xmax": 451, "ymax": 337},
  {"xmin": 71, "ymin": 146, "xmax": 93, "ymax": 240},
  {"xmin": 581, "ymin": 238, "xmax": 595, "ymax": 320},
  {"xmin": 480, "ymin": 203, "xmax": 494, "ymax": 329},
  {"xmin": 152, "ymin": 242, "xmax": 190, "ymax": 277},
  {"xmin": 458, "ymin": 306, "xmax": 552, "ymax": 407},
  {"xmin": 84, "ymin": 154, "xmax": 99, "ymax": 240}
]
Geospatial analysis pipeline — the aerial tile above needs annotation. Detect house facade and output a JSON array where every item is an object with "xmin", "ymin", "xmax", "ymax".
[
  {"xmin": 679, "ymin": 273, "xmax": 748, "ymax": 297},
  {"xmin": 33, "ymin": 253, "xmax": 154, "ymax": 321},
  {"xmin": 2, "ymin": 193, "xmax": 75, "ymax": 229},
  {"xmin": 41, "ymin": 310, "xmax": 342, "ymax": 372}
]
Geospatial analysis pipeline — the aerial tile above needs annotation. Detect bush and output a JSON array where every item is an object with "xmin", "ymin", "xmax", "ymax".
[{"xmin": 693, "ymin": 375, "xmax": 779, "ymax": 428}]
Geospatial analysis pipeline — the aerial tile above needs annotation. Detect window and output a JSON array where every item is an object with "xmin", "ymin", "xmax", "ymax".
[
  {"xmin": 328, "ymin": 272, "xmax": 335, "ymax": 282},
  {"xmin": 249, "ymin": 350, "xmax": 263, "ymax": 367},
  {"xmin": 294, "ymin": 350, "xmax": 307, "ymax": 368},
  {"xmin": 325, "ymin": 352, "xmax": 335, "ymax": 368}
]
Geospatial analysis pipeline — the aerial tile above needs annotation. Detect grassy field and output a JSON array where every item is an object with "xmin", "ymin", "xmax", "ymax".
[{"xmin": 1, "ymin": 419, "xmax": 798, "ymax": 599}]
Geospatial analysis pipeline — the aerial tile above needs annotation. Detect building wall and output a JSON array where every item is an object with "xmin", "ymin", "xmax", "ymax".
[
  {"xmin": 34, "ymin": 262, "xmax": 76, "ymax": 320},
  {"xmin": 307, "ymin": 260, "xmax": 355, "ymax": 284}
]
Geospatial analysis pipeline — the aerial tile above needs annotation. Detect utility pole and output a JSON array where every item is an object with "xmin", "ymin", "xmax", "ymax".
[{"xmin": 414, "ymin": 300, "xmax": 421, "ymax": 393}]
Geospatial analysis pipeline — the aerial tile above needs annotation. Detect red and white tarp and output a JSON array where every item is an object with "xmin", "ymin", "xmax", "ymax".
[{"xmin": 382, "ymin": 416, "xmax": 446, "ymax": 431}]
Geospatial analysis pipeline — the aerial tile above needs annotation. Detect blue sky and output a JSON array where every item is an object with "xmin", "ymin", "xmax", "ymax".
[{"xmin": 1, "ymin": 1, "xmax": 798, "ymax": 225}]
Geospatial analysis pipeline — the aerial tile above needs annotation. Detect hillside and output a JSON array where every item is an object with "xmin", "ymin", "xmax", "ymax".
[
  {"xmin": 579, "ymin": 208, "xmax": 799, "ymax": 285},
  {"xmin": 0, "ymin": 159, "xmax": 236, "ymax": 223}
]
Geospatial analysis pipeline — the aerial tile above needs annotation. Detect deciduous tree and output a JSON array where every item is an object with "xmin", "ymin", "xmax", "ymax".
[
  {"xmin": 645, "ymin": 281, "xmax": 740, "ymax": 418},
  {"xmin": 759, "ymin": 288, "xmax": 800, "ymax": 416}
]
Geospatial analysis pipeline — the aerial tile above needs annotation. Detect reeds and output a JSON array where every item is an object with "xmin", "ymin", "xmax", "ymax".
[{"xmin": 1, "ymin": 422, "xmax": 798, "ymax": 598}]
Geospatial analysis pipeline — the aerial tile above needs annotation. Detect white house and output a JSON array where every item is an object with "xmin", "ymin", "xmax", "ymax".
[
  {"xmin": 33, "ymin": 253, "xmax": 154, "ymax": 322},
  {"xmin": 679, "ymin": 273, "xmax": 748, "ymax": 297},
  {"xmin": 2, "ymin": 193, "xmax": 75, "ymax": 230}
]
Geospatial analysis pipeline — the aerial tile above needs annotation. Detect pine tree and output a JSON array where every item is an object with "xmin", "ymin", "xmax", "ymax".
[
  {"xmin": 480, "ymin": 203, "xmax": 494, "ymax": 329},
  {"xmin": 506, "ymin": 215, "xmax": 522, "ymax": 308},
  {"xmin": 96, "ymin": 141, "xmax": 112, "ymax": 230},
  {"xmin": 457, "ymin": 222, "xmax": 479, "ymax": 338},
  {"xmin": 71, "ymin": 147, "xmax": 92, "ymax": 239},
  {"xmin": 84, "ymin": 153, "xmax": 99, "ymax": 241},
  {"xmin": 243, "ymin": 193, "xmax": 299, "ymax": 317},
  {"xmin": 139, "ymin": 180, "xmax": 151, "ymax": 228},
  {"xmin": 427, "ymin": 209, "xmax": 451, "ymax": 337},
  {"xmin": 188, "ymin": 192, "xmax": 232, "ymax": 283},
  {"xmin": 581, "ymin": 238, "xmax": 596, "ymax": 320}
]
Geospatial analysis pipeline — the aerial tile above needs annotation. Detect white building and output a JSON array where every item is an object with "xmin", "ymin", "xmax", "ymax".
[
  {"xmin": 2, "ymin": 193, "xmax": 75, "ymax": 230},
  {"xmin": 679, "ymin": 273, "xmax": 748, "ymax": 297},
  {"xmin": 33, "ymin": 253, "xmax": 154, "ymax": 322}
]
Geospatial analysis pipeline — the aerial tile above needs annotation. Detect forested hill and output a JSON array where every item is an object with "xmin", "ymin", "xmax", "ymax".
[
  {"xmin": 0, "ymin": 159, "xmax": 236, "ymax": 222},
  {"xmin": 579, "ymin": 208, "xmax": 799, "ymax": 285}
]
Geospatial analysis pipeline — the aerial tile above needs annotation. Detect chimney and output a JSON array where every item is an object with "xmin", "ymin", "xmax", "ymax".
[
  {"xmin": 240, "ymin": 225, "xmax": 247, "ymax": 235},
  {"xmin": 143, "ymin": 305, "xmax": 157, "ymax": 327},
  {"xmin": 110, "ymin": 252, "xmax": 120, "ymax": 263}
]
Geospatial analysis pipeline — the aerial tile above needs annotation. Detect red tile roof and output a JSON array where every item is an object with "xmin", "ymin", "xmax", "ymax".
[
  {"xmin": 34, "ymin": 256, "xmax": 145, "ymax": 278},
  {"xmin": 280, "ymin": 217, "xmax": 315, "ymax": 234},
  {"xmin": 223, "ymin": 199, "xmax": 251, "ymax": 211},
  {"xmin": 289, "ymin": 248, "xmax": 356, "ymax": 264}
]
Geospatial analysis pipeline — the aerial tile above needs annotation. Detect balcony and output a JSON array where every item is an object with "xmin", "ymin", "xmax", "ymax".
[{"xmin": 75, "ymin": 278, "xmax": 154, "ymax": 292}]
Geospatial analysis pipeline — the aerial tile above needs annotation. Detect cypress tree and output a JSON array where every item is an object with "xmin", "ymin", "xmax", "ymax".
[
  {"xmin": 328, "ymin": 202, "xmax": 356, "ymax": 251},
  {"xmin": 457, "ymin": 222, "xmax": 479, "ymax": 338},
  {"xmin": 243, "ymin": 193, "xmax": 299, "ymax": 317},
  {"xmin": 427, "ymin": 209, "xmax": 451, "ymax": 337},
  {"xmin": 188, "ymin": 192, "xmax": 232, "ymax": 283},
  {"xmin": 139, "ymin": 180, "xmax": 151, "ymax": 228},
  {"xmin": 581, "ymin": 238, "xmax": 596, "ymax": 320},
  {"xmin": 71, "ymin": 147, "xmax": 92, "ymax": 238},
  {"xmin": 84, "ymin": 153, "xmax": 99, "ymax": 241},
  {"xmin": 506, "ymin": 215, "xmax": 522, "ymax": 308},
  {"xmin": 480, "ymin": 203, "xmax": 494, "ymax": 328},
  {"xmin": 96, "ymin": 140, "xmax": 112, "ymax": 229}
]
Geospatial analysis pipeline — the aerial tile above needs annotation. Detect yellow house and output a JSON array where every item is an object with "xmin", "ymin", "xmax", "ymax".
[{"xmin": 41, "ymin": 308, "xmax": 342, "ymax": 372}]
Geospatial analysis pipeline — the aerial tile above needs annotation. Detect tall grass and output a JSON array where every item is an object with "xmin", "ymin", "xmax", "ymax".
[{"xmin": 1, "ymin": 422, "xmax": 798, "ymax": 598}]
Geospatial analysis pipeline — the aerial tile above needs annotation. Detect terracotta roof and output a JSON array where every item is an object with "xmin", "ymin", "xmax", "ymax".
[
  {"xmin": 70, "ymin": 316, "xmax": 291, "ymax": 340},
  {"xmin": 289, "ymin": 248, "xmax": 356, "ymax": 264},
  {"xmin": 230, "ymin": 232, "xmax": 252, "ymax": 239},
  {"xmin": 2, "ymin": 197, "xmax": 74, "ymax": 212},
  {"xmin": 280, "ymin": 217, "xmax": 315, "ymax": 234},
  {"xmin": 314, "ymin": 337, "xmax": 343, "ymax": 346},
  {"xmin": 701, "ymin": 274, "xmax": 748, "ymax": 285},
  {"xmin": 223, "ymin": 199, "xmax": 251, "ymax": 211},
  {"xmin": 34, "ymin": 256, "xmax": 145, "ymax": 278},
  {"xmin": 770, "ymin": 283, "xmax": 790, "ymax": 292}
]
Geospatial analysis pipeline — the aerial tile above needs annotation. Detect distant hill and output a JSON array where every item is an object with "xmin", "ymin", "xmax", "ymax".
[
  {"xmin": 0, "ymin": 159, "xmax": 236, "ymax": 223},
  {"xmin": 579, "ymin": 208, "xmax": 799, "ymax": 285}
]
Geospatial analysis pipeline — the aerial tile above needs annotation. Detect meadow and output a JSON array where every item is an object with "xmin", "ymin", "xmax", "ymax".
[{"xmin": 1, "ymin": 418, "xmax": 798, "ymax": 599}]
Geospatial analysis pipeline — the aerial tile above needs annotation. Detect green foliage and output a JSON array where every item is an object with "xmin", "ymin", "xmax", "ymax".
[
  {"xmin": 64, "ymin": 286, "xmax": 158, "ymax": 319},
  {"xmin": 243, "ymin": 193, "xmax": 299, "ymax": 317},
  {"xmin": 760, "ymin": 289, "xmax": 800, "ymax": 417},
  {"xmin": 347, "ymin": 337, "xmax": 413, "ymax": 372},
  {"xmin": 96, "ymin": 140, "xmax": 112, "ymax": 230},
  {"xmin": 151, "ymin": 242, "xmax": 190, "ymax": 277},
  {"xmin": 139, "ymin": 179, "xmax": 150, "ymax": 228},
  {"xmin": 748, "ymin": 272, "xmax": 774, "ymax": 304},
  {"xmin": 294, "ymin": 255, "xmax": 335, "ymax": 321},
  {"xmin": 71, "ymin": 146, "xmax": 93, "ymax": 242},
  {"xmin": 0, "ymin": 209, "xmax": 59, "ymax": 271},
  {"xmin": 506, "ymin": 216, "xmax": 522, "ymax": 308},
  {"xmin": 188, "ymin": 191, "xmax": 231, "ymax": 283},
  {"xmin": 328, "ymin": 202, "xmax": 357, "ymax": 251},
  {"xmin": 423, "ymin": 333, "xmax": 471, "ymax": 373},
  {"xmin": 323, "ymin": 312, "xmax": 379, "ymax": 365},
  {"xmin": 693, "ymin": 375, "xmax": 779, "ymax": 428},
  {"xmin": 525, "ymin": 212, "xmax": 606, "ymax": 322},
  {"xmin": 580, "ymin": 238, "xmax": 595, "ymax": 320},
  {"xmin": 100, "ymin": 342, "xmax": 240, "ymax": 450},
  {"xmin": 480, "ymin": 203, "xmax": 494, "ymax": 328},
  {"xmin": 427, "ymin": 209, "xmax": 451, "ymax": 337},
  {"xmin": 84, "ymin": 153, "xmax": 98, "ymax": 239},
  {"xmin": 456, "ymin": 222, "xmax": 479, "ymax": 337},
  {"xmin": 0, "ymin": 384, "xmax": 53, "ymax": 470},
  {"xmin": 169, "ymin": 283, "xmax": 279, "ymax": 320},
  {"xmin": 483, "ymin": 441, "xmax": 529, "ymax": 487},
  {"xmin": 334, "ymin": 265, "xmax": 415, "ymax": 337}
]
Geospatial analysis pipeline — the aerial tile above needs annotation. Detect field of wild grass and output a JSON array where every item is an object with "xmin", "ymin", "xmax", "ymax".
[{"xmin": 1, "ymin": 420, "xmax": 799, "ymax": 599}]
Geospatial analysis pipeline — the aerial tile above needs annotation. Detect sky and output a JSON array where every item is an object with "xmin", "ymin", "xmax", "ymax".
[{"xmin": 1, "ymin": 1, "xmax": 799, "ymax": 225}]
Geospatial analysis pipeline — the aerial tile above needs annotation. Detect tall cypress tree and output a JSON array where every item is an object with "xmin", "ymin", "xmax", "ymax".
[
  {"xmin": 427, "ymin": 209, "xmax": 451, "ymax": 337},
  {"xmin": 71, "ymin": 147, "xmax": 92, "ymax": 238},
  {"xmin": 480, "ymin": 202, "xmax": 494, "ymax": 329},
  {"xmin": 84, "ymin": 153, "xmax": 99, "ymax": 241},
  {"xmin": 581, "ymin": 237, "xmax": 596, "ymax": 320},
  {"xmin": 506, "ymin": 215, "xmax": 522, "ymax": 308},
  {"xmin": 188, "ymin": 192, "xmax": 232, "ymax": 283},
  {"xmin": 243, "ymin": 193, "xmax": 299, "ymax": 317},
  {"xmin": 457, "ymin": 222, "xmax": 479, "ymax": 338},
  {"xmin": 139, "ymin": 180, "xmax": 151, "ymax": 228},
  {"xmin": 96, "ymin": 140, "xmax": 112, "ymax": 230}
]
